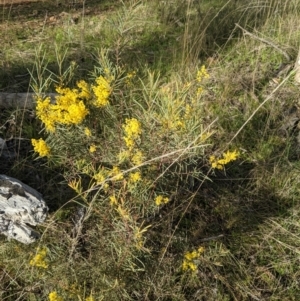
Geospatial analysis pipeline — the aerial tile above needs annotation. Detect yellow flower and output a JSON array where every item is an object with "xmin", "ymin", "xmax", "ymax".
[
  {"xmin": 187, "ymin": 261, "xmax": 197, "ymax": 271},
  {"xmin": 77, "ymin": 80, "xmax": 91, "ymax": 99},
  {"xmin": 196, "ymin": 65, "xmax": 210, "ymax": 82},
  {"xmin": 31, "ymin": 138, "xmax": 51, "ymax": 157},
  {"xmin": 124, "ymin": 136, "xmax": 135, "ymax": 149},
  {"xmin": 182, "ymin": 246, "xmax": 204, "ymax": 272},
  {"xmin": 36, "ymin": 97, "xmax": 55, "ymax": 132},
  {"xmin": 184, "ymin": 250, "xmax": 198, "ymax": 261},
  {"xmin": 123, "ymin": 118, "xmax": 142, "ymax": 150},
  {"xmin": 92, "ymin": 76, "xmax": 111, "ymax": 107},
  {"xmin": 84, "ymin": 127, "xmax": 92, "ymax": 137},
  {"xmin": 126, "ymin": 70, "xmax": 136, "ymax": 79},
  {"xmin": 223, "ymin": 149, "xmax": 239, "ymax": 163},
  {"xmin": 131, "ymin": 150, "xmax": 144, "ymax": 165},
  {"xmin": 65, "ymin": 101, "xmax": 89, "ymax": 124},
  {"xmin": 182, "ymin": 260, "xmax": 189, "ymax": 271},
  {"xmin": 197, "ymin": 87, "xmax": 204, "ymax": 96},
  {"xmin": 85, "ymin": 296, "xmax": 95, "ymax": 301},
  {"xmin": 109, "ymin": 195, "xmax": 118, "ymax": 206},
  {"xmin": 123, "ymin": 118, "xmax": 142, "ymax": 138},
  {"xmin": 93, "ymin": 171, "xmax": 106, "ymax": 184},
  {"xmin": 29, "ymin": 247, "xmax": 48, "ymax": 268},
  {"xmin": 110, "ymin": 166, "xmax": 124, "ymax": 181},
  {"xmin": 89, "ymin": 144, "xmax": 97, "ymax": 153},
  {"xmin": 209, "ymin": 150, "xmax": 239, "ymax": 170},
  {"xmin": 125, "ymin": 70, "xmax": 136, "ymax": 86},
  {"xmin": 155, "ymin": 195, "xmax": 169, "ymax": 206},
  {"xmin": 197, "ymin": 246, "xmax": 205, "ymax": 254},
  {"xmin": 35, "ymin": 86, "xmax": 89, "ymax": 132},
  {"xmin": 129, "ymin": 171, "xmax": 141, "ymax": 183},
  {"xmin": 48, "ymin": 291, "xmax": 64, "ymax": 301}
]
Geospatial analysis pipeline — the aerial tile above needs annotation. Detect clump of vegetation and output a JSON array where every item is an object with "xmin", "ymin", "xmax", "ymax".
[{"xmin": 1, "ymin": 0, "xmax": 300, "ymax": 300}]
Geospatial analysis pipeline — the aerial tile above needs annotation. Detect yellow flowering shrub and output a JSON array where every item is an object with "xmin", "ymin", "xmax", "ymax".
[
  {"xmin": 31, "ymin": 138, "xmax": 51, "ymax": 157},
  {"xmin": 29, "ymin": 57, "xmax": 220, "ymax": 300}
]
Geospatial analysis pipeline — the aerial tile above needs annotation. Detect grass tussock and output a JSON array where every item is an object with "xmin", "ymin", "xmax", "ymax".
[{"xmin": 1, "ymin": 0, "xmax": 300, "ymax": 300}]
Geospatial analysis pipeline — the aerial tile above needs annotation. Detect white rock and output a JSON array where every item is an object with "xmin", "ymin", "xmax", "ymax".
[{"xmin": 0, "ymin": 175, "xmax": 48, "ymax": 244}]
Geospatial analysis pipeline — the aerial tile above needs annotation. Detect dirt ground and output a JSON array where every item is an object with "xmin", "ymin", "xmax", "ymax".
[{"xmin": 0, "ymin": 0, "xmax": 39, "ymax": 4}]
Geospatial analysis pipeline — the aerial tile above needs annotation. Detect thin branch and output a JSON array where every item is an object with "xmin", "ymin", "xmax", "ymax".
[
  {"xmin": 228, "ymin": 70, "xmax": 295, "ymax": 145},
  {"xmin": 235, "ymin": 23, "xmax": 291, "ymax": 61}
]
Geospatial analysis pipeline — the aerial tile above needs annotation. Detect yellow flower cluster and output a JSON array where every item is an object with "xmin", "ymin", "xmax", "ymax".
[
  {"xmin": 84, "ymin": 127, "xmax": 92, "ymax": 137},
  {"xmin": 196, "ymin": 65, "xmax": 210, "ymax": 82},
  {"xmin": 93, "ymin": 169, "xmax": 107, "ymax": 184},
  {"xmin": 36, "ymin": 82, "xmax": 90, "ymax": 132},
  {"xmin": 182, "ymin": 246, "xmax": 204, "ymax": 272},
  {"xmin": 131, "ymin": 150, "xmax": 144, "ymax": 165},
  {"xmin": 196, "ymin": 65, "xmax": 209, "ymax": 96},
  {"xmin": 92, "ymin": 76, "xmax": 111, "ymax": 107},
  {"xmin": 155, "ymin": 195, "xmax": 169, "ymax": 206},
  {"xmin": 110, "ymin": 166, "xmax": 124, "ymax": 181},
  {"xmin": 109, "ymin": 195, "xmax": 117, "ymax": 206},
  {"xmin": 89, "ymin": 144, "xmax": 97, "ymax": 153},
  {"xmin": 85, "ymin": 296, "xmax": 95, "ymax": 301},
  {"xmin": 77, "ymin": 80, "xmax": 91, "ymax": 99},
  {"xmin": 31, "ymin": 138, "xmax": 51, "ymax": 157},
  {"xmin": 129, "ymin": 171, "xmax": 141, "ymax": 183},
  {"xmin": 209, "ymin": 149, "xmax": 240, "ymax": 170},
  {"xmin": 29, "ymin": 247, "xmax": 48, "ymax": 268},
  {"xmin": 91, "ymin": 165, "xmax": 124, "ymax": 193},
  {"xmin": 48, "ymin": 291, "xmax": 64, "ymax": 301},
  {"xmin": 123, "ymin": 118, "xmax": 142, "ymax": 150}
]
